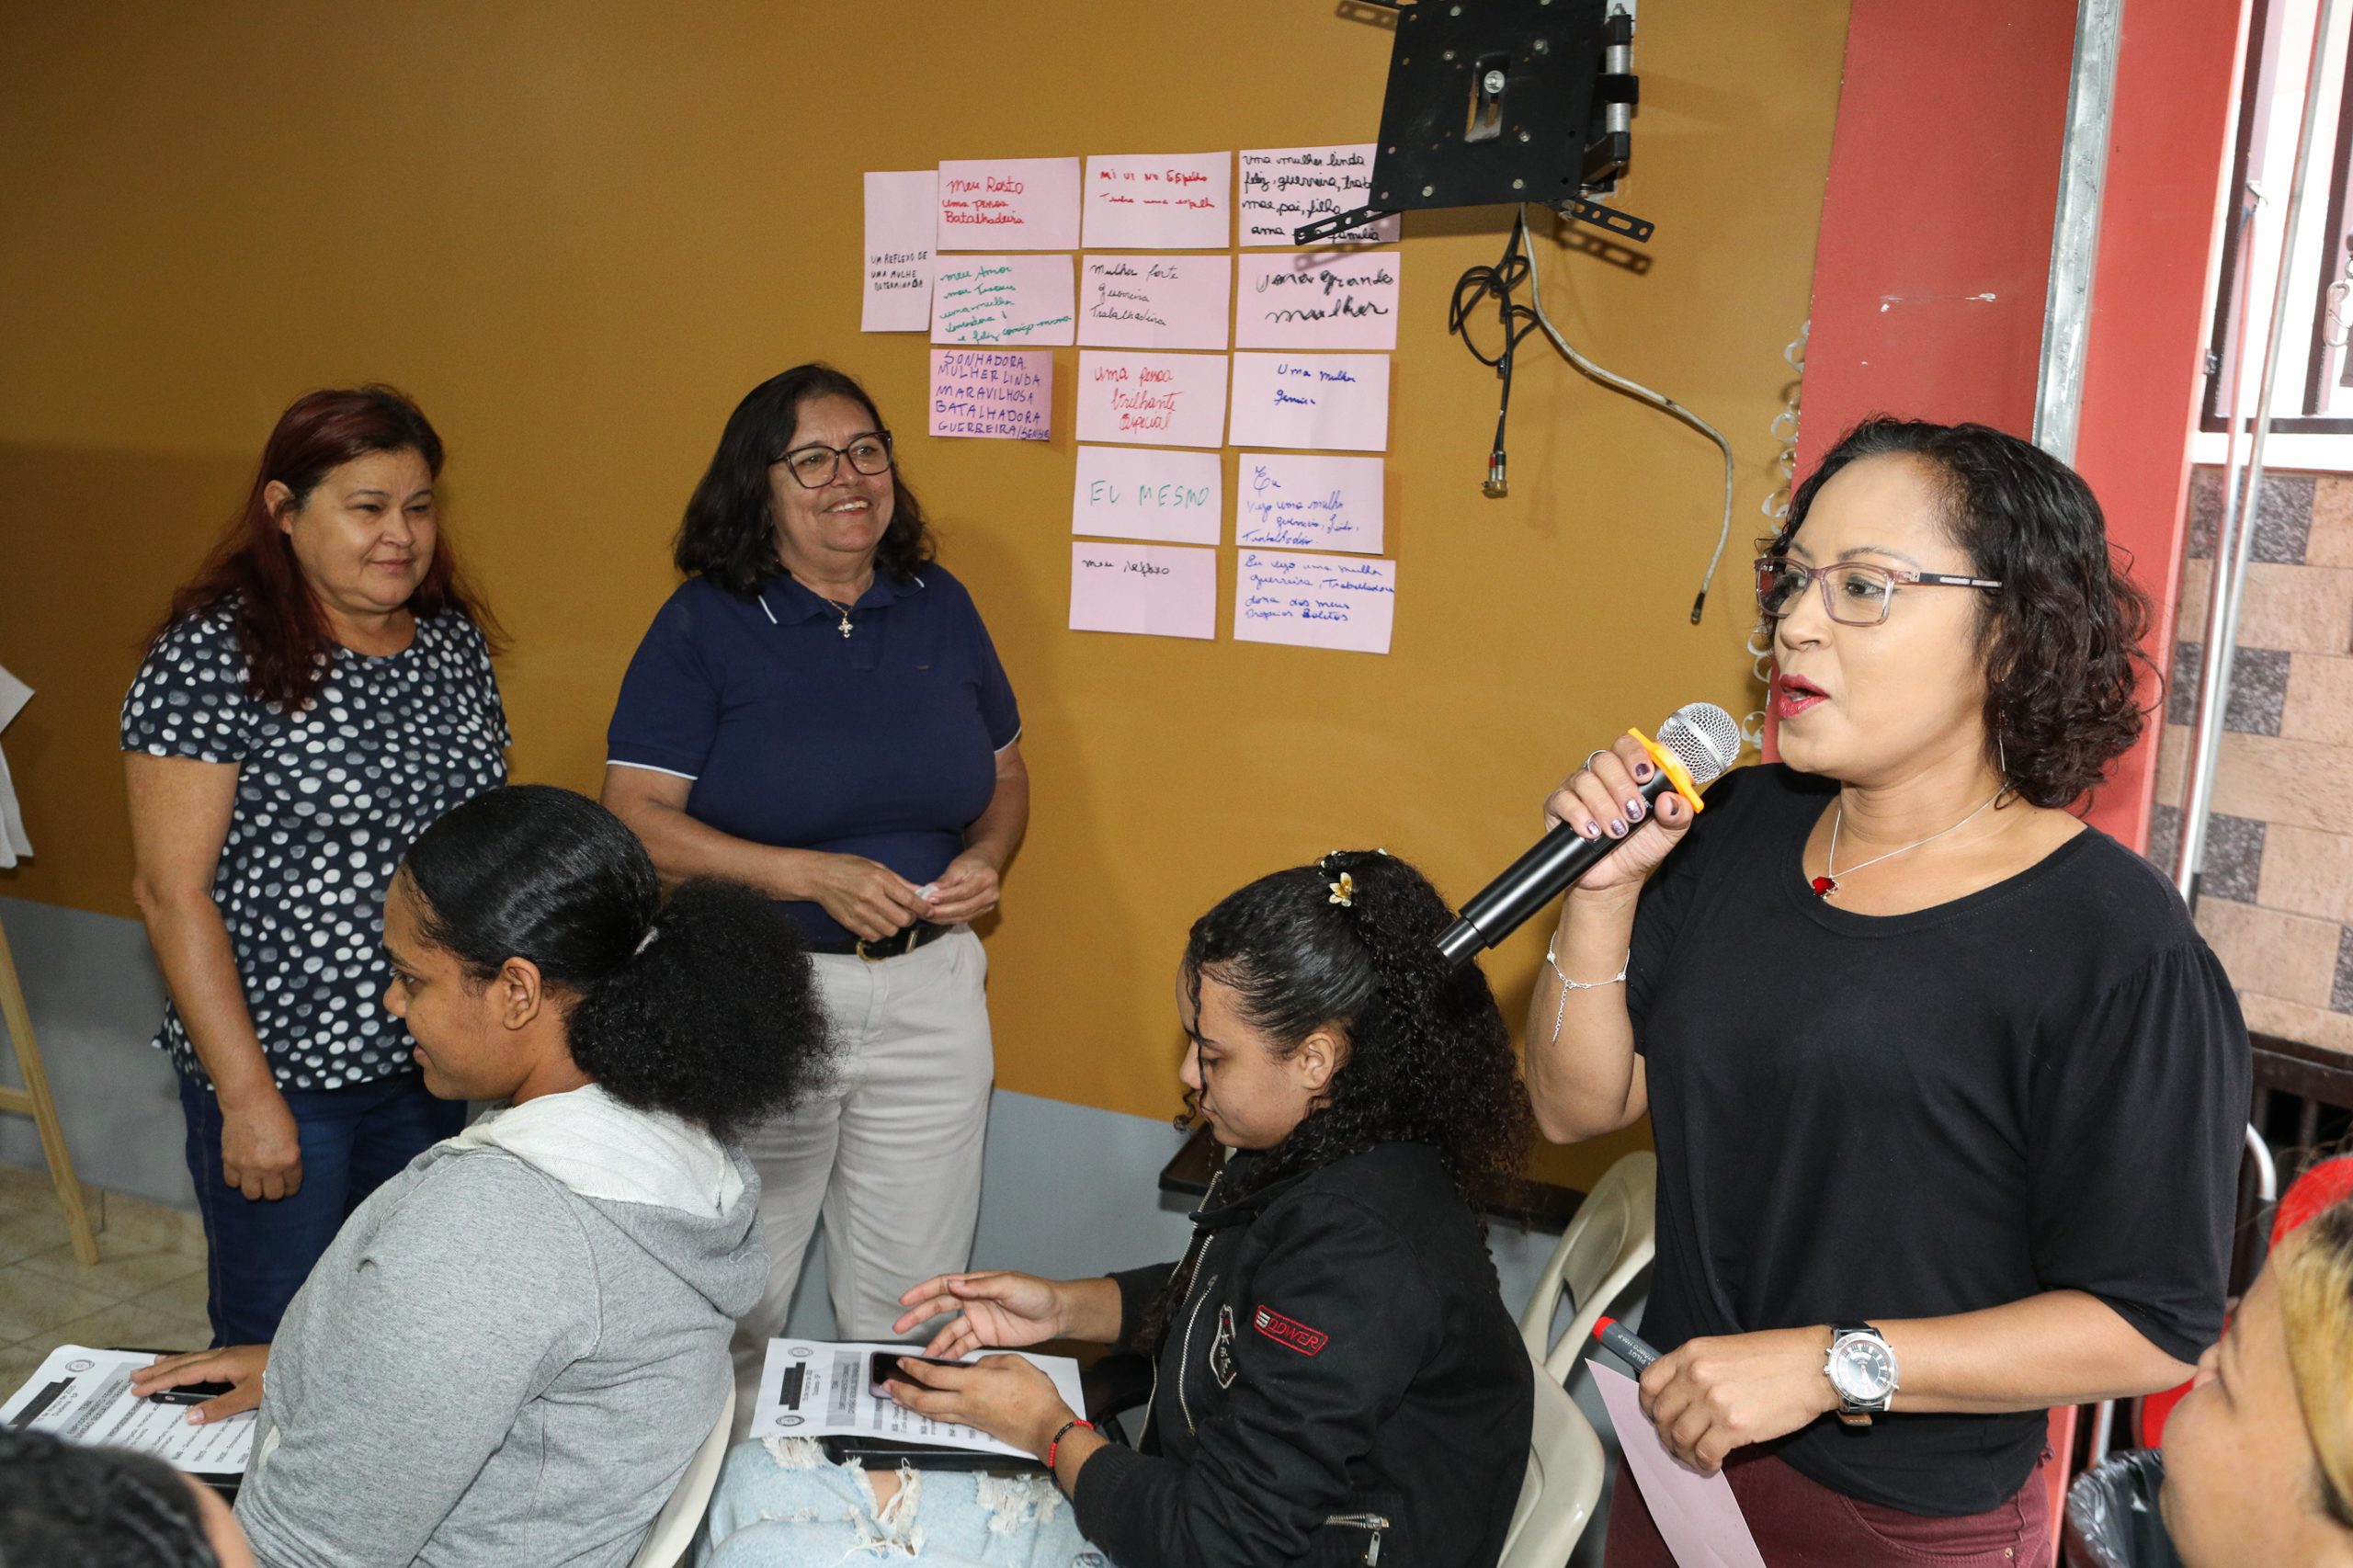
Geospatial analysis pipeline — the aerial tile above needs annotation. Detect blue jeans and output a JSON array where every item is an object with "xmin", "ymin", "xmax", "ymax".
[{"xmin": 178, "ymin": 1071, "xmax": 462, "ymax": 1346}]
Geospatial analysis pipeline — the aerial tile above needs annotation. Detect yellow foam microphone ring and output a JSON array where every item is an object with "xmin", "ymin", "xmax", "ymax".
[{"xmin": 1629, "ymin": 727, "xmax": 1707, "ymax": 815}]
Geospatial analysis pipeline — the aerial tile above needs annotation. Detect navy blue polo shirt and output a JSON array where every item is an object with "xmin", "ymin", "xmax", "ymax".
[{"xmin": 606, "ymin": 565, "xmax": 1021, "ymax": 943}]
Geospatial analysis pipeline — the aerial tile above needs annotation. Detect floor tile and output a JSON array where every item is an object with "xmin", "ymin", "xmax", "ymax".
[
  {"xmin": 16, "ymin": 1300, "xmax": 211, "ymax": 1362},
  {"xmin": 16, "ymin": 1235, "xmax": 205, "ymax": 1303},
  {"xmin": 130, "ymin": 1268, "xmax": 210, "ymax": 1324},
  {"xmin": 0, "ymin": 1265, "xmax": 119, "ymax": 1342},
  {"xmin": 0, "ymin": 1208, "xmax": 75, "ymax": 1267}
]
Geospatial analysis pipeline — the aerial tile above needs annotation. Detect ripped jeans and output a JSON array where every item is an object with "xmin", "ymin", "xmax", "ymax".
[{"xmin": 695, "ymin": 1438, "xmax": 1119, "ymax": 1568}]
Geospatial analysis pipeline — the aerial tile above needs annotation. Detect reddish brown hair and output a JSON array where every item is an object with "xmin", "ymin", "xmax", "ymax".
[{"xmin": 149, "ymin": 385, "xmax": 500, "ymax": 711}]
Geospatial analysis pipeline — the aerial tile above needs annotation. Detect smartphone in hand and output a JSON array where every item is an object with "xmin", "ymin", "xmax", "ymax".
[
  {"xmin": 146, "ymin": 1380, "xmax": 237, "ymax": 1406},
  {"xmin": 869, "ymin": 1350, "xmax": 965, "ymax": 1396}
]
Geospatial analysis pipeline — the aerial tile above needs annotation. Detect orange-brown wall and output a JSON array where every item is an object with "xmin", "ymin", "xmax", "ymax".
[{"xmin": 0, "ymin": 1, "xmax": 1848, "ymax": 1188}]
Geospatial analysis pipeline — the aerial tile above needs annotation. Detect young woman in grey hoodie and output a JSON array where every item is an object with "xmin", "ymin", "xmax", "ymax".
[{"xmin": 132, "ymin": 785, "xmax": 832, "ymax": 1568}]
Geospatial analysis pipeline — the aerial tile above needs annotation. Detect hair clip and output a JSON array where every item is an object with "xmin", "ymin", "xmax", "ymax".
[
  {"xmin": 634, "ymin": 925, "xmax": 660, "ymax": 957},
  {"xmin": 1327, "ymin": 872, "xmax": 1355, "ymax": 907}
]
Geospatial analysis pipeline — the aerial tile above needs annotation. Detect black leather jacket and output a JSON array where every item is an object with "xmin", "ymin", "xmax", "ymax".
[{"xmin": 1073, "ymin": 1142, "xmax": 1532, "ymax": 1568}]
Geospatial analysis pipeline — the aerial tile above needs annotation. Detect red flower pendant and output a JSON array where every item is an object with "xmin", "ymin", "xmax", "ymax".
[{"xmin": 1811, "ymin": 875, "xmax": 1837, "ymax": 898}]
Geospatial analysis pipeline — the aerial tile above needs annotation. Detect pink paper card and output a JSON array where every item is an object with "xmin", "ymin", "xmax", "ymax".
[
  {"xmin": 1078, "ymin": 256, "xmax": 1232, "ymax": 350},
  {"xmin": 1234, "ymin": 252, "xmax": 1401, "ymax": 351},
  {"xmin": 1233, "ymin": 550, "xmax": 1396, "ymax": 653},
  {"xmin": 929, "ymin": 349, "xmax": 1051, "ymax": 441},
  {"xmin": 1237, "ymin": 144, "xmax": 1401, "ymax": 246},
  {"xmin": 862, "ymin": 170, "xmax": 937, "ymax": 332},
  {"xmin": 1076, "ymin": 350, "xmax": 1229, "ymax": 449},
  {"xmin": 930, "ymin": 256, "xmax": 1076, "ymax": 347},
  {"xmin": 1081, "ymin": 152, "xmax": 1233, "ymax": 249},
  {"xmin": 1593, "ymin": 1367, "xmax": 1768, "ymax": 1568},
  {"xmin": 1227, "ymin": 353, "xmax": 1390, "ymax": 451},
  {"xmin": 1234, "ymin": 454, "xmax": 1384, "ymax": 552},
  {"xmin": 1069, "ymin": 541, "xmax": 1217, "ymax": 640},
  {"xmin": 937, "ymin": 157, "xmax": 1082, "ymax": 250},
  {"xmin": 1073, "ymin": 447, "xmax": 1222, "ymax": 546}
]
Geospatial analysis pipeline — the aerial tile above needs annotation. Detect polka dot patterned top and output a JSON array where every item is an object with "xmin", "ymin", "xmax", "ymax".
[{"xmin": 120, "ymin": 601, "xmax": 510, "ymax": 1091}]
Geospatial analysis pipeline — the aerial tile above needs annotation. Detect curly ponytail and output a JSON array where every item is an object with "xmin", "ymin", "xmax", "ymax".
[{"xmin": 402, "ymin": 785, "xmax": 829, "ymax": 1142}]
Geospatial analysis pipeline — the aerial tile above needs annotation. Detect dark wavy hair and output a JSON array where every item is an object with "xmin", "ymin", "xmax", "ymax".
[
  {"xmin": 147, "ymin": 384, "xmax": 500, "ymax": 713},
  {"xmin": 399, "ymin": 785, "xmax": 829, "ymax": 1142},
  {"xmin": 1771, "ymin": 417, "xmax": 2156, "ymax": 809},
  {"xmin": 1141, "ymin": 852, "xmax": 1531, "ymax": 1347},
  {"xmin": 676, "ymin": 364, "xmax": 935, "ymax": 596},
  {"xmin": 0, "ymin": 1428, "xmax": 221, "ymax": 1567}
]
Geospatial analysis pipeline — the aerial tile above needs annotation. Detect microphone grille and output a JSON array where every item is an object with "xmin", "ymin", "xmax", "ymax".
[{"xmin": 1657, "ymin": 702, "xmax": 1742, "ymax": 787}]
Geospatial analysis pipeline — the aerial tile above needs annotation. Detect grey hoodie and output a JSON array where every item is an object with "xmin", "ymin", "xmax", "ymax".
[{"xmin": 234, "ymin": 1086, "xmax": 767, "ymax": 1568}]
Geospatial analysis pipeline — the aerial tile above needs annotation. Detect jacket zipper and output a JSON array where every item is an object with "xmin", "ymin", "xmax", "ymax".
[
  {"xmin": 1324, "ymin": 1513, "xmax": 1391, "ymax": 1565},
  {"xmin": 1175, "ymin": 1266, "xmax": 1222, "ymax": 1435},
  {"xmin": 1142, "ymin": 1166, "xmax": 1223, "ymax": 1448}
]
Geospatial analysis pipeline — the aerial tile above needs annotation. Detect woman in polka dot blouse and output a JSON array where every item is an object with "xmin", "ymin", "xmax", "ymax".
[{"xmin": 121, "ymin": 385, "xmax": 508, "ymax": 1345}]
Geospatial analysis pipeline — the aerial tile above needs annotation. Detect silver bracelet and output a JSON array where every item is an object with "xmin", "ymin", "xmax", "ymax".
[{"xmin": 1544, "ymin": 941, "xmax": 1629, "ymax": 1043}]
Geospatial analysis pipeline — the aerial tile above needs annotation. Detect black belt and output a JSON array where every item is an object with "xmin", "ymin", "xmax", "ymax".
[{"xmin": 806, "ymin": 923, "xmax": 953, "ymax": 961}]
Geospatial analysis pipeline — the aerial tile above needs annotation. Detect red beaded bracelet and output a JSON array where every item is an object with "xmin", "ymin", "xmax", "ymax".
[{"xmin": 1045, "ymin": 1417, "xmax": 1094, "ymax": 1469}]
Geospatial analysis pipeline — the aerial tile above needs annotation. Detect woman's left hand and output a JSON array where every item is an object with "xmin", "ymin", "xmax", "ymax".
[
  {"xmin": 922, "ymin": 852, "xmax": 1002, "ymax": 925},
  {"xmin": 1640, "ymin": 1327, "xmax": 1837, "ymax": 1473},
  {"xmin": 884, "ymin": 1353, "xmax": 1073, "ymax": 1459},
  {"xmin": 130, "ymin": 1344, "xmax": 269, "ymax": 1426}
]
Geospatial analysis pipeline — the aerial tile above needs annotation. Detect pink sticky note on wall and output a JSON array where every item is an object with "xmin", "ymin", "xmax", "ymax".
[
  {"xmin": 937, "ymin": 157, "xmax": 1082, "ymax": 250},
  {"xmin": 1237, "ymin": 144, "xmax": 1400, "ymax": 246},
  {"xmin": 1073, "ymin": 447, "xmax": 1222, "ymax": 546},
  {"xmin": 1592, "ymin": 1367, "xmax": 1768, "ymax": 1568},
  {"xmin": 1233, "ymin": 550, "xmax": 1395, "ymax": 653},
  {"xmin": 1227, "ymin": 353, "xmax": 1390, "ymax": 451},
  {"xmin": 1234, "ymin": 454, "xmax": 1384, "ymax": 552},
  {"xmin": 1234, "ymin": 252, "xmax": 1401, "ymax": 351},
  {"xmin": 1069, "ymin": 541, "xmax": 1217, "ymax": 640},
  {"xmin": 1078, "ymin": 256, "xmax": 1232, "ymax": 350},
  {"xmin": 1076, "ymin": 350, "xmax": 1229, "ymax": 449},
  {"xmin": 929, "ymin": 349, "xmax": 1051, "ymax": 441},
  {"xmin": 862, "ymin": 170, "xmax": 937, "ymax": 332},
  {"xmin": 1081, "ymin": 152, "xmax": 1233, "ymax": 249},
  {"xmin": 930, "ymin": 256, "xmax": 1075, "ymax": 347}
]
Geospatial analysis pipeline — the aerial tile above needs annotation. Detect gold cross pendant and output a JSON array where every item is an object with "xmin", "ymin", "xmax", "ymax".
[{"xmin": 836, "ymin": 610, "xmax": 853, "ymax": 638}]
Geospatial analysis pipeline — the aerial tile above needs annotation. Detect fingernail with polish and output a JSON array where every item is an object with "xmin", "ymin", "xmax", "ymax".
[
  {"xmin": 1633, "ymin": 761, "xmax": 1654, "ymax": 781},
  {"xmin": 1606, "ymin": 819, "xmax": 1627, "ymax": 838},
  {"xmin": 1625, "ymin": 798, "xmax": 1644, "ymax": 822},
  {"xmin": 1580, "ymin": 823, "xmax": 1602, "ymax": 840}
]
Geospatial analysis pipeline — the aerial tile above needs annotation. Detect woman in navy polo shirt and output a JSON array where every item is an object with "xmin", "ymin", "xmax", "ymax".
[{"xmin": 602, "ymin": 364, "xmax": 1027, "ymax": 1425}]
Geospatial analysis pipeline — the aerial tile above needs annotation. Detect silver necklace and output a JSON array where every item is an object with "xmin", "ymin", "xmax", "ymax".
[{"xmin": 1812, "ymin": 790, "xmax": 2004, "ymax": 899}]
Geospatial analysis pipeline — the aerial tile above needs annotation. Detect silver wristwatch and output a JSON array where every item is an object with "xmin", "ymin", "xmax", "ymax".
[{"xmin": 1825, "ymin": 1322, "xmax": 1898, "ymax": 1426}]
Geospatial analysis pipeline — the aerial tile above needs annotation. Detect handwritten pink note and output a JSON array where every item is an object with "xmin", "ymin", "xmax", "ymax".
[
  {"xmin": 937, "ymin": 157, "xmax": 1081, "ymax": 251},
  {"xmin": 929, "ymin": 349, "xmax": 1051, "ymax": 441},
  {"xmin": 1234, "ymin": 252, "xmax": 1401, "ymax": 351},
  {"xmin": 862, "ymin": 170, "xmax": 936, "ymax": 332},
  {"xmin": 1227, "ymin": 353, "xmax": 1390, "ymax": 451},
  {"xmin": 1069, "ymin": 541, "xmax": 1218, "ymax": 641},
  {"xmin": 1233, "ymin": 550, "xmax": 1396, "ymax": 653},
  {"xmin": 930, "ymin": 256, "xmax": 1075, "ymax": 347},
  {"xmin": 1237, "ymin": 144, "xmax": 1400, "ymax": 246},
  {"xmin": 1073, "ymin": 447, "xmax": 1221, "ymax": 546},
  {"xmin": 1082, "ymin": 152, "xmax": 1233, "ymax": 249},
  {"xmin": 1077, "ymin": 256, "xmax": 1232, "ymax": 350},
  {"xmin": 1235, "ymin": 454, "xmax": 1383, "ymax": 552},
  {"xmin": 1593, "ymin": 1368, "xmax": 1768, "ymax": 1568},
  {"xmin": 1076, "ymin": 350, "xmax": 1229, "ymax": 449}
]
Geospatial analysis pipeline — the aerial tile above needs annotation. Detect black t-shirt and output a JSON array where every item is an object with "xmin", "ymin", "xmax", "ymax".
[{"xmin": 1628, "ymin": 765, "xmax": 2250, "ymax": 1517}]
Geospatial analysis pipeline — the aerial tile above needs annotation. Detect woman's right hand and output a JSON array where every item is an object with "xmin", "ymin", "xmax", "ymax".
[
  {"xmin": 809, "ymin": 855, "xmax": 934, "ymax": 942},
  {"xmin": 220, "ymin": 1088, "xmax": 303, "ymax": 1201},
  {"xmin": 894, "ymin": 1271, "xmax": 1066, "ymax": 1358},
  {"xmin": 1540, "ymin": 733, "xmax": 1698, "ymax": 896},
  {"xmin": 131, "ymin": 1343, "xmax": 268, "ymax": 1425}
]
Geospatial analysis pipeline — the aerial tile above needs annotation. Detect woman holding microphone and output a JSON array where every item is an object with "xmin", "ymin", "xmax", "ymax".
[{"xmin": 1532, "ymin": 419, "xmax": 2249, "ymax": 1565}]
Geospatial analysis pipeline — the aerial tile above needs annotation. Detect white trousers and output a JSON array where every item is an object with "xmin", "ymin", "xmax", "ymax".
[{"xmin": 730, "ymin": 926, "xmax": 995, "ymax": 1433}]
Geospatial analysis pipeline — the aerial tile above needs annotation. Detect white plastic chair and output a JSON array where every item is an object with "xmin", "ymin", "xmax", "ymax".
[
  {"xmin": 628, "ymin": 1384, "xmax": 736, "ymax": 1568},
  {"xmin": 1518, "ymin": 1151, "xmax": 1657, "ymax": 1382},
  {"xmin": 1497, "ymin": 1349, "xmax": 1607, "ymax": 1568}
]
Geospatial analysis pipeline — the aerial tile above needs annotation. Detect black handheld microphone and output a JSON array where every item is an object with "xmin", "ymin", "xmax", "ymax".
[{"xmin": 1436, "ymin": 702, "xmax": 1742, "ymax": 969}]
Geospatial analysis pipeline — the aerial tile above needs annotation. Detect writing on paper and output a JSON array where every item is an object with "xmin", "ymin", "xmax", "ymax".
[
  {"xmin": 1069, "ymin": 540, "xmax": 1218, "ymax": 640},
  {"xmin": 1226, "ymin": 353, "xmax": 1391, "ymax": 451},
  {"xmin": 1237, "ymin": 144, "xmax": 1401, "ymax": 245},
  {"xmin": 929, "ymin": 348, "xmax": 1051, "ymax": 441},
  {"xmin": 1074, "ymin": 447, "xmax": 1222, "ymax": 546},
  {"xmin": 1234, "ymin": 454, "xmax": 1384, "ymax": 552},
  {"xmin": 931, "ymin": 256, "xmax": 1075, "ymax": 346},
  {"xmin": 1082, "ymin": 152, "xmax": 1233, "ymax": 249},
  {"xmin": 1077, "ymin": 256, "xmax": 1232, "ymax": 350},
  {"xmin": 936, "ymin": 157, "xmax": 1082, "ymax": 250},
  {"xmin": 1075, "ymin": 350, "xmax": 1229, "ymax": 449},
  {"xmin": 861, "ymin": 170, "xmax": 937, "ymax": 332},
  {"xmin": 1235, "ymin": 253, "xmax": 1401, "ymax": 350},
  {"xmin": 1234, "ymin": 550, "xmax": 1396, "ymax": 653}
]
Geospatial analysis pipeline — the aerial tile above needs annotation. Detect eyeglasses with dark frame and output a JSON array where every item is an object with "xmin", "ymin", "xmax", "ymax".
[
  {"xmin": 1754, "ymin": 547, "xmax": 2003, "ymax": 627},
  {"xmin": 777, "ymin": 431, "xmax": 894, "ymax": 489}
]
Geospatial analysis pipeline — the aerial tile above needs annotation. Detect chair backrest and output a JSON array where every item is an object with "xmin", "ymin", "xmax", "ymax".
[
  {"xmin": 1518, "ymin": 1150, "xmax": 1658, "ymax": 1382},
  {"xmin": 1497, "ymin": 1351, "xmax": 1606, "ymax": 1568},
  {"xmin": 628, "ymin": 1384, "xmax": 736, "ymax": 1568}
]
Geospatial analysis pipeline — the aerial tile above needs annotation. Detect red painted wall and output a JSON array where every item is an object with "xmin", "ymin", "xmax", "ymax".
[{"xmin": 1791, "ymin": 0, "xmax": 2244, "ymax": 849}]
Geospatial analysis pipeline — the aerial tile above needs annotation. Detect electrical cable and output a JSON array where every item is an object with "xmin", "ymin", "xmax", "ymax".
[{"xmin": 1445, "ymin": 216, "xmax": 1546, "ymax": 500}]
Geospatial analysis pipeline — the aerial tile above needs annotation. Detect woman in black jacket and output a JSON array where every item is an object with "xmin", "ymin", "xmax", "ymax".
[{"xmin": 699, "ymin": 848, "xmax": 1537, "ymax": 1568}]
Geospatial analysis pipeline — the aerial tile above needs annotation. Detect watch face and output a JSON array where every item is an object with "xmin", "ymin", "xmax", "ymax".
[{"xmin": 1832, "ymin": 1336, "xmax": 1896, "ymax": 1401}]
